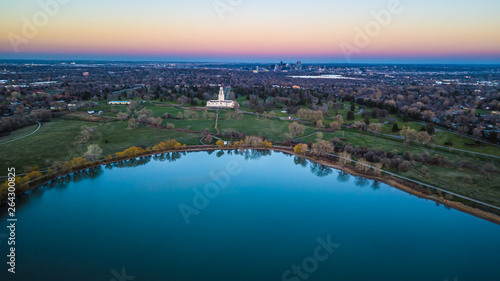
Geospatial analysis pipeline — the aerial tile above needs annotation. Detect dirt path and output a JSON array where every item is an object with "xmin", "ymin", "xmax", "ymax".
[{"xmin": 215, "ymin": 112, "xmax": 220, "ymax": 134}]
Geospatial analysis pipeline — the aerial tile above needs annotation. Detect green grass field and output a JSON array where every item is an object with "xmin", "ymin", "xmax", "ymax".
[
  {"xmin": 0, "ymin": 118, "xmax": 201, "ymax": 174},
  {"xmin": 2, "ymin": 101, "xmax": 499, "ymax": 208}
]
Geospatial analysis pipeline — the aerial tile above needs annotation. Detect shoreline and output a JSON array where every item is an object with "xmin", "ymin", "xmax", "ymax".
[{"xmin": 3, "ymin": 145, "xmax": 500, "ymax": 225}]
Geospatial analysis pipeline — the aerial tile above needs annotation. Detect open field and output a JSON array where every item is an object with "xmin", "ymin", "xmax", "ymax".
[
  {"xmin": 0, "ymin": 118, "xmax": 201, "ymax": 175},
  {"xmin": 2, "ymin": 101, "xmax": 499, "ymax": 208}
]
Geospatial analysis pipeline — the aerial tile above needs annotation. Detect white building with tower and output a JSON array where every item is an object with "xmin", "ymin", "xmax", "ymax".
[{"xmin": 206, "ymin": 87, "xmax": 238, "ymax": 108}]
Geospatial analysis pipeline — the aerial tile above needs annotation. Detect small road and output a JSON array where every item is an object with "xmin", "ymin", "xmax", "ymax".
[{"xmin": 0, "ymin": 121, "xmax": 41, "ymax": 146}]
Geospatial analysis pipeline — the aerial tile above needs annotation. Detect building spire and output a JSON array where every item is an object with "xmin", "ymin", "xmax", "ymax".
[{"xmin": 219, "ymin": 87, "xmax": 225, "ymax": 101}]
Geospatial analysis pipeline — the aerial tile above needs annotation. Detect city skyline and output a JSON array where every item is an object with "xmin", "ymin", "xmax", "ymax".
[{"xmin": 1, "ymin": 0, "xmax": 500, "ymax": 63}]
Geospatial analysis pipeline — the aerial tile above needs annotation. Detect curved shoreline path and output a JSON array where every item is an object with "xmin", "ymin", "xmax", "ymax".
[
  {"xmin": 0, "ymin": 121, "xmax": 41, "ymax": 146},
  {"xmin": 329, "ymin": 152, "xmax": 500, "ymax": 212}
]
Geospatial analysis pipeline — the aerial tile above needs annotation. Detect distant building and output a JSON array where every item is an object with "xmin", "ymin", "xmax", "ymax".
[
  {"xmin": 83, "ymin": 72, "xmax": 90, "ymax": 77},
  {"xmin": 297, "ymin": 61, "xmax": 302, "ymax": 71},
  {"xmin": 206, "ymin": 87, "xmax": 238, "ymax": 109},
  {"xmin": 108, "ymin": 101, "xmax": 131, "ymax": 105}
]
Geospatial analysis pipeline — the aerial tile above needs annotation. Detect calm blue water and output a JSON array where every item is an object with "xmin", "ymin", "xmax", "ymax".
[{"xmin": 1, "ymin": 150, "xmax": 499, "ymax": 281}]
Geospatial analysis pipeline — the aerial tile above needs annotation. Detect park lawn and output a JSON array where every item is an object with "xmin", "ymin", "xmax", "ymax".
[
  {"xmin": 162, "ymin": 118, "xmax": 217, "ymax": 133},
  {"xmin": 399, "ymin": 163, "xmax": 500, "ymax": 206},
  {"xmin": 145, "ymin": 105, "xmax": 185, "ymax": 117},
  {"xmin": 218, "ymin": 112, "xmax": 307, "ymax": 142},
  {"xmin": 297, "ymin": 129, "xmax": 496, "ymax": 167},
  {"xmin": 297, "ymin": 129, "xmax": 408, "ymax": 153},
  {"xmin": 0, "ymin": 118, "xmax": 201, "ymax": 174},
  {"xmin": 381, "ymin": 121, "xmax": 425, "ymax": 134},
  {"xmin": 326, "ymin": 104, "xmax": 349, "ymax": 117},
  {"xmin": 377, "ymin": 120, "xmax": 500, "ymax": 158},
  {"xmin": 432, "ymin": 131, "xmax": 500, "ymax": 157},
  {"xmin": 0, "ymin": 124, "xmax": 39, "ymax": 143}
]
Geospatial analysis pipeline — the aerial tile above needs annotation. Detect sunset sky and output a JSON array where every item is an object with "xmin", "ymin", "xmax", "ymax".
[{"xmin": 1, "ymin": 0, "xmax": 499, "ymax": 63}]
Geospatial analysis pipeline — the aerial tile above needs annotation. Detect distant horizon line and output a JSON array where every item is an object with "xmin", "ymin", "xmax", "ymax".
[{"xmin": 1, "ymin": 58, "xmax": 500, "ymax": 66}]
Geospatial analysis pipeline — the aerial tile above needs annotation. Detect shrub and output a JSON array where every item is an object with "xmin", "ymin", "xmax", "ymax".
[
  {"xmin": 152, "ymin": 140, "xmax": 184, "ymax": 152},
  {"xmin": 294, "ymin": 143, "xmax": 309, "ymax": 154},
  {"xmin": 216, "ymin": 140, "xmax": 225, "ymax": 148}
]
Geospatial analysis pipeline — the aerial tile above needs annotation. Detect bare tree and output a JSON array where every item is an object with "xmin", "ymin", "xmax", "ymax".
[
  {"xmin": 369, "ymin": 123, "xmax": 383, "ymax": 135},
  {"xmin": 355, "ymin": 158, "xmax": 371, "ymax": 172},
  {"xmin": 76, "ymin": 126, "xmax": 98, "ymax": 144},
  {"xmin": 83, "ymin": 144, "xmax": 103, "ymax": 162},
  {"xmin": 288, "ymin": 122, "xmax": 306, "ymax": 138},
  {"xmin": 334, "ymin": 114, "xmax": 344, "ymax": 126},
  {"xmin": 330, "ymin": 121, "xmax": 341, "ymax": 131},
  {"xmin": 127, "ymin": 101, "xmax": 138, "ymax": 114},
  {"xmin": 128, "ymin": 118, "xmax": 138, "ymax": 129},
  {"xmin": 150, "ymin": 117, "xmax": 163, "ymax": 127},
  {"xmin": 311, "ymin": 140, "xmax": 334, "ymax": 156},
  {"xmin": 165, "ymin": 123, "xmax": 175, "ymax": 130},
  {"xmin": 117, "ymin": 111, "xmax": 129, "ymax": 121},
  {"xmin": 339, "ymin": 151, "xmax": 351, "ymax": 166},
  {"xmin": 417, "ymin": 131, "xmax": 432, "ymax": 144},
  {"xmin": 472, "ymin": 127, "xmax": 483, "ymax": 139},
  {"xmin": 400, "ymin": 126, "xmax": 417, "ymax": 140},
  {"xmin": 315, "ymin": 132, "xmax": 324, "ymax": 142}
]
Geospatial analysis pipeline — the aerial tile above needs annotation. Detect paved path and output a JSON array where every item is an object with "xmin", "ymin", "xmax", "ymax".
[{"xmin": 0, "ymin": 121, "xmax": 41, "ymax": 146}]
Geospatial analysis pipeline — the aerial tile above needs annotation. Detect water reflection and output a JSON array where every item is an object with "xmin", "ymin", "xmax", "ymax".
[
  {"xmin": 234, "ymin": 149, "xmax": 272, "ymax": 160},
  {"xmin": 337, "ymin": 171, "xmax": 351, "ymax": 183},
  {"xmin": 152, "ymin": 152, "xmax": 183, "ymax": 163},
  {"xmin": 113, "ymin": 156, "xmax": 152, "ymax": 168},
  {"xmin": 355, "ymin": 177, "xmax": 370, "ymax": 187},
  {"xmin": 2, "ymin": 150, "xmax": 386, "ymax": 221},
  {"xmin": 371, "ymin": 181, "xmax": 381, "ymax": 191},
  {"xmin": 0, "ymin": 167, "xmax": 104, "ymax": 221},
  {"xmin": 310, "ymin": 163, "xmax": 334, "ymax": 177},
  {"xmin": 294, "ymin": 156, "xmax": 308, "ymax": 167}
]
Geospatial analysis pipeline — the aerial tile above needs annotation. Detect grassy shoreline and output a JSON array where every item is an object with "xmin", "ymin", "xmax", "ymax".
[{"xmin": 2, "ymin": 145, "xmax": 500, "ymax": 226}]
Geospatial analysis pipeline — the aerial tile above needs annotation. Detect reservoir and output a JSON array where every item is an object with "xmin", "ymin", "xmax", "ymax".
[{"xmin": 1, "ymin": 150, "xmax": 499, "ymax": 281}]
